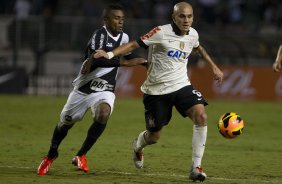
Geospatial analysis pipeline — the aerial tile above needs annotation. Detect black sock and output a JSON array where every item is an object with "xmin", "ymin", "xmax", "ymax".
[
  {"xmin": 76, "ymin": 121, "xmax": 106, "ymax": 156},
  {"xmin": 47, "ymin": 124, "xmax": 72, "ymax": 159}
]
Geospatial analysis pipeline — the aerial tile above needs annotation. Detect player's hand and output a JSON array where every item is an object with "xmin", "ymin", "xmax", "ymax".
[
  {"xmin": 213, "ymin": 67, "xmax": 224, "ymax": 86},
  {"xmin": 94, "ymin": 50, "xmax": 108, "ymax": 59},
  {"xmin": 120, "ymin": 58, "xmax": 147, "ymax": 67},
  {"xmin": 80, "ymin": 58, "xmax": 91, "ymax": 74},
  {"xmin": 272, "ymin": 61, "xmax": 281, "ymax": 72}
]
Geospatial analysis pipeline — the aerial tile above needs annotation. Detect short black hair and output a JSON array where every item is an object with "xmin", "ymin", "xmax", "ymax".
[{"xmin": 103, "ymin": 4, "xmax": 124, "ymax": 18}]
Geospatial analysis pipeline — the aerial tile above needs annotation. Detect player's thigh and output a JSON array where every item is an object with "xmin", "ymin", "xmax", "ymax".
[
  {"xmin": 174, "ymin": 85, "xmax": 208, "ymax": 117},
  {"xmin": 88, "ymin": 91, "xmax": 115, "ymax": 119},
  {"xmin": 60, "ymin": 90, "xmax": 89, "ymax": 125},
  {"xmin": 143, "ymin": 94, "xmax": 173, "ymax": 132}
]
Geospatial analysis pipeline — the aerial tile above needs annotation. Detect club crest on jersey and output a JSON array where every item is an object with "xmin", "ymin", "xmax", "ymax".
[
  {"xmin": 106, "ymin": 42, "xmax": 113, "ymax": 47},
  {"xmin": 180, "ymin": 41, "xmax": 185, "ymax": 50},
  {"xmin": 167, "ymin": 50, "xmax": 189, "ymax": 60}
]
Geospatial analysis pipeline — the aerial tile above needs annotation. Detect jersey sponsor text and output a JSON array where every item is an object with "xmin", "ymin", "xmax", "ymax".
[
  {"xmin": 167, "ymin": 50, "xmax": 189, "ymax": 60},
  {"xmin": 90, "ymin": 78, "xmax": 114, "ymax": 92}
]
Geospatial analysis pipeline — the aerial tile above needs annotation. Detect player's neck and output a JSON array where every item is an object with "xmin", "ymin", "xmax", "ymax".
[
  {"xmin": 171, "ymin": 22, "xmax": 189, "ymax": 36},
  {"xmin": 104, "ymin": 26, "xmax": 120, "ymax": 37}
]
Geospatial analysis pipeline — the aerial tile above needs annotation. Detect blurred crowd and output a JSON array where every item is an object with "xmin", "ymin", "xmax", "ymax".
[{"xmin": 0, "ymin": 0, "xmax": 282, "ymax": 33}]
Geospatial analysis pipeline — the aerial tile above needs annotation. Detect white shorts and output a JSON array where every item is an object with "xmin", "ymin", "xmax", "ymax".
[{"xmin": 60, "ymin": 90, "xmax": 115, "ymax": 125}]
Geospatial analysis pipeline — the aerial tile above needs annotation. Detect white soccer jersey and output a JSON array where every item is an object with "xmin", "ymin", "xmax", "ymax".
[{"xmin": 138, "ymin": 24, "xmax": 199, "ymax": 95}]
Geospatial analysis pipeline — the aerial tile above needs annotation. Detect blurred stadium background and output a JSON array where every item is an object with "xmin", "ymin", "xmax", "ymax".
[{"xmin": 0, "ymin": 0, "xmax": 282, "ymax": 100}]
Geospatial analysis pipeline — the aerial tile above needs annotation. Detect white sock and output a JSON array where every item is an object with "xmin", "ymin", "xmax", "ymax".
[
  {"xmin": 135, "ymin": 130, "xmax": 147, "ymax": 152},
  {"xmin": 192, "ymin": 125, "xmax": 207, "ymax": 168}
]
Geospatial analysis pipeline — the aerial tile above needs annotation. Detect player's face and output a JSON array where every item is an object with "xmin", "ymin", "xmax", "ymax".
[
  {"xmin": 172, "ymin": 6, "xmax": 193, "ymax": 35},
  {"xmin": 105, "ymin": 10, "xmax": 125, "ymax": 36}
]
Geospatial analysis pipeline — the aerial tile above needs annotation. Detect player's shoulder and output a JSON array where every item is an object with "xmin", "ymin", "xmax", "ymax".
[
  {"xmin": 92, "ymin": 26, "xmax": 107, "ymax": 39},
  {"xmin": 122, "ymin": 32, "xmax": 129, "ymax": 39},
  {"xmin": 158, "ymin": 24, "xmax": 171, "ymax": 32},
  {"xmin": 188, "ymin": 27, "xmax": 199, "ymax": 37},
  {"xmin": 94, "ymin": 26, "xmax": 107, "ymax": 34},
  {"xmin": 121, "ymin": 32, "xmax": 129, "ymax": 44}
]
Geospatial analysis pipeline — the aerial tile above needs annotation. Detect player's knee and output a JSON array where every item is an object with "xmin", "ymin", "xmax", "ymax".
[
  {"xmin": 57, "ymin": 121, "xmax": 74, "ymax": 130},
  {"xmin": 94, "ymin": 105, "xmax": 111, "ymax": 124},
  {"xmin": 195, "ymin": 112, "xmax": 207, "ymax": 126},
  {"xmin": 60, "ymin": 113, "xmax": 81, "ymax": 126}
]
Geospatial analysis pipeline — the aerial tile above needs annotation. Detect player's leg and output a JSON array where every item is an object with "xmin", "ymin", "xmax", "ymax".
[
  {"xmin": 132, "ymin": 130, "xmax": 160, "ymax": 169},
  {"xmin": 175, "ymin": 86, "xmax": 208, "ymax": 181},
  {"xmin": 37, "ymin": 90, "xmax": 88, "ymax": 175},
  {"xmin": 185, "ymin": 104, "xmax": 207, "ymax": 181},
  {"xmin": 73, "ymin": 91, "xmax": 115, "ymax": 171},
  {"xmin": 132, "ymin": 94, "xmax": 173, "ymax": 168},
  {"xmin": 76, "ymin": 103, "xmax": 111, "ymax": 156}
]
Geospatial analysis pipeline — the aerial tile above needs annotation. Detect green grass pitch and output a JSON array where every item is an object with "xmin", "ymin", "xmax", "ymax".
[{"xmin": 0, "ymin": 95, "xmax": 281, "ymax": 184}]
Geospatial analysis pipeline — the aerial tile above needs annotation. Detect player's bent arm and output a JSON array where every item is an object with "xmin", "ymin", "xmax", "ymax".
[
  {"xmin": 273, "ymin": 44, "xmax": 282, "ymax": 72},
  {"xmin": 194, "ymin": 45, "xmax": 217, "ymax": 69},
  {"xmin": 80, "ymin": 58, "xmax": 92, "ymax": 74},
  {"xmin": 120, "ymin": 58, "xmax": 147, "ymax": 67},
  {"xmin": 194, "ymin": 44, "xmax": 224, "ymax": 85},
  {"xmin": 275, "ymin": 44, "xmax": 282, "ymax": 63},
  {"xmin": 80, "ymin": 55, "xmax": 146, "ymax": 72}
]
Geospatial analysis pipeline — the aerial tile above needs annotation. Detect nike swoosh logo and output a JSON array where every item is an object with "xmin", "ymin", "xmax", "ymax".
[
  {"xmin": 168, "ymin": 40, "xmax": 176, "ymax": 43},
  {"xmin": 0, "ymin": 72, "xmax": 16, "ymax": 84}
]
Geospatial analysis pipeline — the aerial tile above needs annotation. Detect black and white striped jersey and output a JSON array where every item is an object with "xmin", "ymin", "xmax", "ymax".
[{"xmin": 72, "ymin": 26, "xmax": 130, "ymax": 94}]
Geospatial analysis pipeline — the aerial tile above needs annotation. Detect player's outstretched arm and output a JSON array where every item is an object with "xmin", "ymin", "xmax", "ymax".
[
  {"xmin": 94, "ymin": 40, "xmax": 140, "ymax": 59},
  {"xmin": 273, "ymin": 44, "xmax": 282, "ymax": 72},
  {"xmin": 120, "ymin": 58, "xmax": 147, "ymax": 67},
  {"xmin": 194, "ymin": 45, "xmax": 224, "ymax": 86},
  {"xmin": 79, "ymin": 51, "xmax": 146, "ymax": 73}
]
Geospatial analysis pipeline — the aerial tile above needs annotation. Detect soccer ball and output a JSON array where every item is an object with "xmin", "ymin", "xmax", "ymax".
[{"xmin": 218, "ymin": 112, "xmax": 244, "ymax": 139}]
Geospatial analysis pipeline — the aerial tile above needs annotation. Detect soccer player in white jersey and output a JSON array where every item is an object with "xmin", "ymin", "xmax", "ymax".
[
  {"xmin": 37, "ymin": 4, "xmax": 146, "ymax": 176},
  {"xmin": 273, "ymin": 44, "xmax": 282, "ymax": 72},
  {"xmin": 94, "ymin": 2, "xmax": 224, "ymax": 182}
]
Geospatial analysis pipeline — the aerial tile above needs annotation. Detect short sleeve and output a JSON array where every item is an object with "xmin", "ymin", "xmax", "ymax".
[
  {"xmin": 140, "ymin": 27, "xmax": 163, "ymax": 46},
  {"xmin": 193, "ymin": 29, "xmax": 200, "ymax": 48},
  {"xmin": 121, "ymin": 33, "xmax": 129, "ymax": 45},
  {"xmin": 194, "ymin": 40, "xmax": 199, "ymax": 48}
]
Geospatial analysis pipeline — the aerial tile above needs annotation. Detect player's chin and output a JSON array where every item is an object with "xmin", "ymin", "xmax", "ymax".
[
  {"xmin": 117, "ymin": 27, "xmax": 123, "ymax": 32},
  {"xmin": 182, "ymin": 26, "xmax": 190, "ymax": 31}
]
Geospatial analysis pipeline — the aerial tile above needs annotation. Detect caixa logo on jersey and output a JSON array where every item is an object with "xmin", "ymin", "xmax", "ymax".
[
  {"xmin": 167, "ymin": 50, "xmax": 189, "ymax": 60},
  {"xmin": 90, "ymin": 78, "xmax": 113, "ymax": 92}
]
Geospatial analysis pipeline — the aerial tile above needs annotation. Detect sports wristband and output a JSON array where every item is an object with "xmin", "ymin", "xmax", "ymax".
[{"xmin": 107, "ymin": 52, "xmax": 114, "ymax": 59}]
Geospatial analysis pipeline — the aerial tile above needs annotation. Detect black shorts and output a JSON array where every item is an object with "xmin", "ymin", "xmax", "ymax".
[{"xmin": 143, "ymin": 85, "xmax": 208, "ymax": 132}]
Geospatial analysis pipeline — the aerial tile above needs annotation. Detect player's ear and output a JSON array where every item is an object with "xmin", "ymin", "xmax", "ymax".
[
  {"xmin": 103, "ymin": 16, "xmax": 107, "ymax": 22},
  {"xmin": 103, "ymin": 16, "xmax": 109, "ymax": 26},
  {"xmin": 171, "ymin": 14, "xmax": 176, "ymax": 23}
]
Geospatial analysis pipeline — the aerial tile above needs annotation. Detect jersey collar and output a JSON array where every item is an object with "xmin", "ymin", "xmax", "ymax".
[
  {"xmin": 171, "ymin": 22, "xmax": 189, "ymax": 36},
  {"xmin": 103, "ymin": 25, "xmax": 122, "ymax": 38}
]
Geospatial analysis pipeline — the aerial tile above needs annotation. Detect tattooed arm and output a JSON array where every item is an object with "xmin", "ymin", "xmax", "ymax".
[
  {"xmin": 273, "ymin": 44, "xmax": 282, "ymax": 72},
  {"xmin": 193, "ymin": 45, "xmax": 224, "ymax": 86}
]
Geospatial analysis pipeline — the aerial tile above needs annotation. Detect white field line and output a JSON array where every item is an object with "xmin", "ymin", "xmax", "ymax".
[
  {"xmin": 0, "ymin": 165, "xmax": 275, "ymax": 183},
  {"xmin": 100, "ymin": 170, "xmax": 274, "ymax": 183}
]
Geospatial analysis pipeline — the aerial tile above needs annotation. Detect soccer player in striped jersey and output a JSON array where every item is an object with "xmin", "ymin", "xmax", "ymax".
[
  {"xmin": 37, "ymin": 4, "xmax": 146, "ymax": 175},
  {"xmin": 94, "ymin": 2, "xmax": 224, "ymax": 182}
]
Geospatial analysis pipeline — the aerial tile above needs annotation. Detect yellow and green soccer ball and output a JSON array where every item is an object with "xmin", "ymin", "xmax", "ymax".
[{"xmin": 218, "ymin": 112, "xmax": 244, "ymax": 139}]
